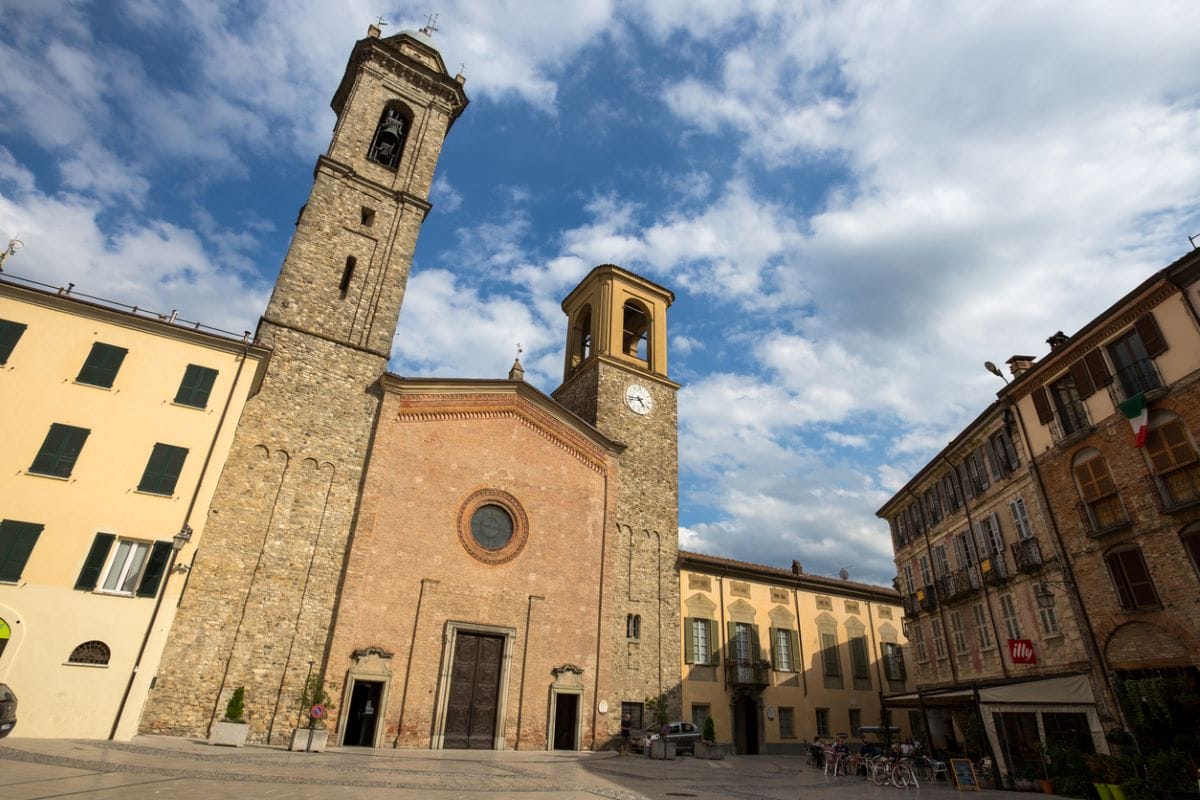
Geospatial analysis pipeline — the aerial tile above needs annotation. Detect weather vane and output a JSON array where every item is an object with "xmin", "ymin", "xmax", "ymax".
[
  {"xmin": 516, "ymin": 342, "xmax": 523, "ymax": 357},
  {"xmin": 420, "ymin": 12, "xmax": 439, "ymax": 36},
  {"xmin": 374, "ymin": 15, "xmax": 388, "ymax": 28}
]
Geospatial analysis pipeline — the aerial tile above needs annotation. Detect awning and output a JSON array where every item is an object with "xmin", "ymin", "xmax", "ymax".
[{"xmin": 882, "ymin": 674, "xmax": 1095, "ymax": 708}]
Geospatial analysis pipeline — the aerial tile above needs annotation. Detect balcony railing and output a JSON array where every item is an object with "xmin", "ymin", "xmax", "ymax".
[
  {"xmin": 936, "ymin": 573, "xmax": 958, "ymax": 602},
  {"xmin": 725, "ymin": 659, "xmax": 771, "ymax": 687},
  {"xmin": 1146, "ymin": 468, "xmax": 1200, "ymax": 513},
  {"xmin": 1050, "ymin": 400, "xmax": 1092, "ymax": 443},
  {"xmin": 1077, "ymin": 499, "xmax": 1131, "ymax": 538},
  {"xmin": 1108, "ymin": 359, "xmax": 1163, "ymax": 405},
  {"xmin": 980, "ymin": 552, "xmax": 1011, "ymax": 585},
  {"xmin": 1011, "ymin": 538, "xmax": 1044, "ymax": 573},
  {"xmin": 902, "ymin": 593, "xmax": 919, "ymax": 618}
]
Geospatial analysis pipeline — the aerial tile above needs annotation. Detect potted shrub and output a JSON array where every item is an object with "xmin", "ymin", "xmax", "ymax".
[
  {"xmin": 644, "ymin": 693, "xmax": 674, "ymax": 760},
  {"xmin": 1089, "ymin": 753, "xmax": 1124, "ymax": 800},
  {"xmin": 1035, "ymin": 741, "xmax": 1055, "ymax": 794},
  {"xmin": 209, "ymin": 686, "xmax": 249, "ymax": 747},
  {"xmin": 694, "ymin": 716, "xmax": 724, "ymax": 760},
  {"xmin": 289, "ymin": 674, "xmax": 335, "ymax": 752}
]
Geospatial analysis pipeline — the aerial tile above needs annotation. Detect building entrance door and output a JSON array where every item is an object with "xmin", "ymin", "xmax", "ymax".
[
  {"xmin": 733, "ymin": 694, "xmax": 760, "ymax": 754},
  {"xmin": 341, "ymin": 679, "xmax": 383, "ymax": 747},
  {"xmin": 552, "ymin": 693, "xmax": 579, "ymax": 750},
  {"xmin": 444, "ymin": 632, "xmax": 504, "ymax": 749}
]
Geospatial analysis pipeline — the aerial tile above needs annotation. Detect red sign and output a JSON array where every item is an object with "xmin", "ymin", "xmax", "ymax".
[
  {"xmin": 1008, "ymin": 639, "xmax": 1037, "ymax": 664},
  {"xmin": 310, "ymin": 704, "xmax": 326, "ymax": 719}
]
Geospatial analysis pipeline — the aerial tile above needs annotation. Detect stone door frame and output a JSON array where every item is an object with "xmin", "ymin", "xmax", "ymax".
[
  {"xmin": 431, "ymin": 621, "xmax": 516, "ymax": 750},
  {"xmin": 547, "ymin": 664, "xmax": 584, "ymax": 751},
  {"xmin": 336, "ymin": 646, "xmax": 394, "ymax": 749}
]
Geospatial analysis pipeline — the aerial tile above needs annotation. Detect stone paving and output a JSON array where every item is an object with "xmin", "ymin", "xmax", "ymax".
[{"xmin": 0, "ymin": 736, "xmax": 1031, "ymax": 800}]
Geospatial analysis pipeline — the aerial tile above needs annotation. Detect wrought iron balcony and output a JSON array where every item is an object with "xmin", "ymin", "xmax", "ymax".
[
  {"xmin": 917, "ymin": 585, "xmax": 939, "ymax": 612},
  {"xmin": 1049, "ymin": 400, "xmax": 1092, "ymax": 443},
  {"xmin": 1077, "ymin": 499, "xmax": 1131, "ymax": 538},
  {"xmin": 901, "ymin": 593, "xmax": 920, "ymax": 618},
  {"xmin": 725, "ymin": 659, "xmax": 771, "ymax": 687},
  {"xmin": 1108, "ymin": 359, "xmax": 1163, "ymax": 405},
  {"xmin": 1146, "ymin": 468, "xmax": 1200, "ymax": 513},
  {"xmin": 980, "ymin": 553, "xmax": 1011, "ymax": 585},
  {"xmin": 1011, "ymin": 538, "xmax": 1044, "ymax": 573}
]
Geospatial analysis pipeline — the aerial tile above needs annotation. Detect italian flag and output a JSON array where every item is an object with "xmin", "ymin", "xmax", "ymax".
[{"xmin": 1119, "ymin": 393, "xmax": 1149, "ymax": 448}]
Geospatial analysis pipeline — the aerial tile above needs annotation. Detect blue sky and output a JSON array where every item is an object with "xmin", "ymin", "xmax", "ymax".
[{"xmin": 3, "ymin": 1, "xmax": 1199, "ymax": 586}]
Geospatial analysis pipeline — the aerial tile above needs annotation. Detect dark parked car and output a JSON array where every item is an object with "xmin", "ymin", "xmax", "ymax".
[
  {"xmin": 0, "ymin": 683, "xmax": 15, "ymax": 738},
  {"xmin": 632, "ymin": 720, "xmax": 702, "ymax": 754}
]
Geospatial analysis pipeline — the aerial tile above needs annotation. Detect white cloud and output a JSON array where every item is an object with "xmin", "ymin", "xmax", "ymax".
[{"xmin": 431, "ymin": 174, "xmax": 464, "ymax": 213}]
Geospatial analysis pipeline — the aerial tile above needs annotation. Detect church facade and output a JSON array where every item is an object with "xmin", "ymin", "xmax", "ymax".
[{"xmin": 141, "ymin": 26, "xmax": 681, "ymax": 750}]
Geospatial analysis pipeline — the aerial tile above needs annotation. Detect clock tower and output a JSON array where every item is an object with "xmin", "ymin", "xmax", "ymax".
[{"xmin": 553, "ymin": 265, "xmax": 682, "ymax": 737}]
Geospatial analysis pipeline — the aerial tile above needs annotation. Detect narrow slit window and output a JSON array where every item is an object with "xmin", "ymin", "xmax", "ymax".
[
  {"xmin": 361, "ymin": 207, "xmax": 375, "ymax": 227},
  {"xmin": 339, "ymin": 256, "xmax": 357, "ymax": 297}
]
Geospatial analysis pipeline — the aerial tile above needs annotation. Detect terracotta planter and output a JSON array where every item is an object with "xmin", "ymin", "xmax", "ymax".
[
  {"xmin": 208, "ymin": 720, "xmax": 249, "ymax": 747},
  {"xmin": 288, "ymin": 727, "xmax": 329, "ymax": 752},
  {"xmin": 1039, "ymin": 779, "xmax": 1055, "ymax": 794}
]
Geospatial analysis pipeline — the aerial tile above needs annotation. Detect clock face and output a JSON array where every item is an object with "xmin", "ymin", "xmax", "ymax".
[
  {"xmin": 625, "ymin": 383, "xmax": 653, "ymax": 415},
  {"xmin": 470, "ymin": 504, "xmax": 514, "ymax": 550}
]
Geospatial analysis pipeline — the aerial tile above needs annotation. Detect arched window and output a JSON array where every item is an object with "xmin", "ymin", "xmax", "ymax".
[
  {"xmin": 622, "ymin": 301, "xmax": 650, "ymax": 361},
  {"xmin": 1103, "ymin": 546, "xmax": 1159, "ymax": 611},
  {"xmin": 1072, "ymin": 448, "xmax": 1127, "ymax": 534},
  {"xmin": 1144, "ymin": 412, "xmax": 1200, "ymax": 509},
  {"xmin": 626, "ymin": 613, "xmax": 641, "ymax": 640},
  {"xmin": 569, "ymin": 305, "xmax": 592, "ymax": 372},
  {"xmin": 367, "ymin": 104, "xmax": 411, "ymax": 170},
  {"xmin": 67, "ymin": 640, "xmax": 111, "ymax": 665}
]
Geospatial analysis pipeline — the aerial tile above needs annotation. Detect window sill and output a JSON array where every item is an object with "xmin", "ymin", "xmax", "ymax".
[
  {"xmin": 93, "ymin": 589, "xmax": 136, "ymax": 598},
  {"xmin": 63, "ymin": 661, "xmax": 108, "ymax": 668},
  {"xmin": 25, "ymin": 470, "xmax": 71, "ymax": 481},
  {"xmin": 73, "ymin": 380, "xmax": 115, "ymax": 391},
  {"xmin": 1041, "ymin": 632, "xmax": 1064, "ymax": 640},
  {"xmin": 170, "ymin": 401, "xmax": 209, "ymax": 411},
  {"xmin": 134, "ymin": 489, "xmax": 176, "ymax": 498}
]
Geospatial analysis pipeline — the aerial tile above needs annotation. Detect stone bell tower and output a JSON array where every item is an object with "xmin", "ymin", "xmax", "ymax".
[
  {"xmin": 553, "ymin": 265, "xmax": 682, "ymax": 739},
  {"xmin": 142, "ymin": 26, "xmax": 467, "ymax": 744}
]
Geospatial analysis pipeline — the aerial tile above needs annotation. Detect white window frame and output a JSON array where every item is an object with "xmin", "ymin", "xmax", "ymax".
[
  {"xmin": 691, "ymin": 618, "xmax": 710, "ymax": 664},
  {"xmin": 1010, "ymin": 496, "xmax": 1034, "ymax": 540},
  {"xmin": 774, "ymin": 628, "xmax": 793, "ymax": 672},
  {"xmin": 1000, "ymin": 592, "xmax": 1022, "ymax": 640},
  {"xmin": 973, "ymin": 602, "xmax": 994, "ymax": 650},
  {"xmin": 734, "ymin": 622, "xmax": 752, "ymax": 662},
  {"xmin": 98, "ymin": 538, "xmax": 151, "ymax": 595},
  {"xmin": 932, "ymin": 545, "xmax": 951, "ymax": 579},
  {"xmin": 903, "ymin": 563, "xmax": 915, "ymax": 594},
  {"xmin": 918, "ymin": 555, "xmax": 932, "ymax": 586},
  {"xmin": 1038, "ymin": 600, "xmax": 1062, "ymax": 637}
]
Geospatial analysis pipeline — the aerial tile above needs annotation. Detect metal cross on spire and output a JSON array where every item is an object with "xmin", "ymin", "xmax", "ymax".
[
  {"xmin": 374, "ymin": 15, "xmax": 388, "ymax": 28},
  {"xmin": 419, "ymin": 12, "xmax": 439, "ymax": 36}
]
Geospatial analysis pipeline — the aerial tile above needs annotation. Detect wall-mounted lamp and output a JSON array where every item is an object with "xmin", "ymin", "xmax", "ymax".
[{"xmin": 172, "ymin": 524, "xmax": 193, "ymax": 552}]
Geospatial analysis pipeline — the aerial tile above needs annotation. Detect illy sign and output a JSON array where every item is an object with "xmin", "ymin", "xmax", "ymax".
[{"xmin": 1008, "ymin": 639, "xmax": 1037, "ymax": 664}]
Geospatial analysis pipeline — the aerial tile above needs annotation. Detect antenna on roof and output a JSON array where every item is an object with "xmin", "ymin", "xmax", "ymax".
[
  {"xmin": 420, "ymin": 12, "xmax": 439, "ymax": 36},
  {"xmin": 1189, "ymin": 232, "xmax": 1199, "ymax": 251},
  {"xmin": 374, "ymin": 15, "xmax": 388, "ymax": 28}
]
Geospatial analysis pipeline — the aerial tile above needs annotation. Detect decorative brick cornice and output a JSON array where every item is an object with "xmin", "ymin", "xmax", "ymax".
[{"xmin": 392, "ymin": 391, "xmax": 613, "ymax": 474}]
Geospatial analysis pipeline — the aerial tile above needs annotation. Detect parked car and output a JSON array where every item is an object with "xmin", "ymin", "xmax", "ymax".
[
  {"xmin": 632, "ymin": 720, "xmax": 702, "ymax": 754},
  {"xmin": 0, "ymin": 684, "xmax": 16, "ymax": 738}
]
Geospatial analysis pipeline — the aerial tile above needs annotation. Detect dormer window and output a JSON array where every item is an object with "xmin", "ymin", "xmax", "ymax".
[{"xmin": 367, "ymin": 105, "xmax": 410, "ymax": 170}]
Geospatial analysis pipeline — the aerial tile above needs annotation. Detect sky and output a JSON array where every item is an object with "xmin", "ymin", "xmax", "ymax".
[{"xmin": 2, "ymin": 1, "xmax": 1199, "ymax": 587}]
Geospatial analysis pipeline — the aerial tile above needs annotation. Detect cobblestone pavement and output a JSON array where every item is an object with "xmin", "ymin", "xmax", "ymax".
[{"xmin": 0, "ymin": 736, "xmax": 1029, "ymax": 800}]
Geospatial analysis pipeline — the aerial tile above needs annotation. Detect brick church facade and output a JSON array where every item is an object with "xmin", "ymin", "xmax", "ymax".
[{"xmin": 140, "ymin": 26, "xmax": 681, "ymax": 750}]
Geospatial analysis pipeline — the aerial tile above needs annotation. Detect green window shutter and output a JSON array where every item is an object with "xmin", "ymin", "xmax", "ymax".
[
  {"xmin": 30, "ymin": 423, "xmax": 91, "ymax": 477},
  {"xmin": 173, "ymin": 364, "xmax": 219, "ymax": 408},
  {"xmin": 683, "ymin": 617, "xmax": 695, "ymax": 664},
  {"xmin": 0, "ymin": 519, "xmax": 44, "ymax": 582},
  {"xmin": 821, "ymin": 632, "xmax": 840, "ymax": 676},
  {"xmin": 0, "ymin": 319, "xmax": 28, "ymax": 365},
  {"xmin": 137, "ymin": 443, "xmax": 189, "ymax": 495},
  {"xmin": 769, "ymin": 627, "xmax": 779, "ymax": 668},
  {"xmin": 851, "ymin": 636, "xmax": 870, "ymax": 679},
  {"xmin": 749, "ymin": 624, "xmax": 761, "ymax": 661},
  {"xmin": 75, "ymin": 533, "xmax": 116, "ymax": 590},
  {"xmin": 707, "ymin": 620, "xmax": 720, "ymax": 665},
  {"xmin": 76, "ymin": 342, "xmax": 128, "ymax": 387},
  {"xmin": 135, "ymin": 541, "xmax": 174, "ymax": 597},
  {"xmin": 789, "ymin": 630, "xmax": 800, "ymax": 672},
  {"xmin": 726, "ymin": 621, "xmax": 737, "ymax": 661}
]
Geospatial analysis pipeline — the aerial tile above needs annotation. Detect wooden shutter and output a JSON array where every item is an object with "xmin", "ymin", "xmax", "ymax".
[
  {"xmin": 958, "ymin": 462, "xmax": 975, "ymax": 499},
  {"xmin": 1075, "ymin": 457, "xmax": 1115, "ymax": 502},
  {"xmin": 75, "ymin": 533, "xmax": 116, "ymax": 590},
  {"xmin": 985, "ymin": 437, "xmax": 1003, "ymax": 480},
  {"xmin": 0, "ymin": 520, "xmax": 43, "ymax": 582},
  {"xmin": 727, "ymin": 621, "xmax": 737, "ymax": 661},
  {"xmin": 749, "ymin": 624, "xmax": 762, "ymax": 661},
  {"xmin": 768, "ymin": 626, "xmax": 779, "ymax": 668},
  {"xmin": 851, "ymin": 636, "xmax": 870, "ymax": 679},
  {"xmin": 1069, "ymin": 357, "xmax": 1096, "ymax": 399},
  {"xmin": 0, "ymin": 319, "xmax": 27, "ymax": 365},
  {"xmin": 1146, "ymin": 419, "xmax": 1195, "ymax": 473},
  {"xmin": 1082, "ymin": 348, "xmax": 1112, "ymax": 389},
  {"xmin": 683, "ymin": 618, "xmax": 695, "ymax": 664},
  {"xmin": 136, "ymin": 540, "xmax": 174, "ymax": 597},
  {"xmin": 1031, "ymin": 386, "xmax": 1054, "ymax": 424},
  {"xmin": 1134, "ymin": 313, "xmax": 1167, "ymax": 357},
  {"xmin": 708, "ymin": 620, "xmax": 720, "ymax": 665}
]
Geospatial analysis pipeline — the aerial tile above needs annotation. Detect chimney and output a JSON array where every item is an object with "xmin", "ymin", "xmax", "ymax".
[
  {"xmin": 1006, "ymin": 355, "xmax": 1036, "ymax": 378},
  {"xmin": 791, "ymin": 560, "xmax": 803, "ymax": 575},
  {"xmin": 1046, "ymin": 331, "xmax": 1069, "ymax": 351}
]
